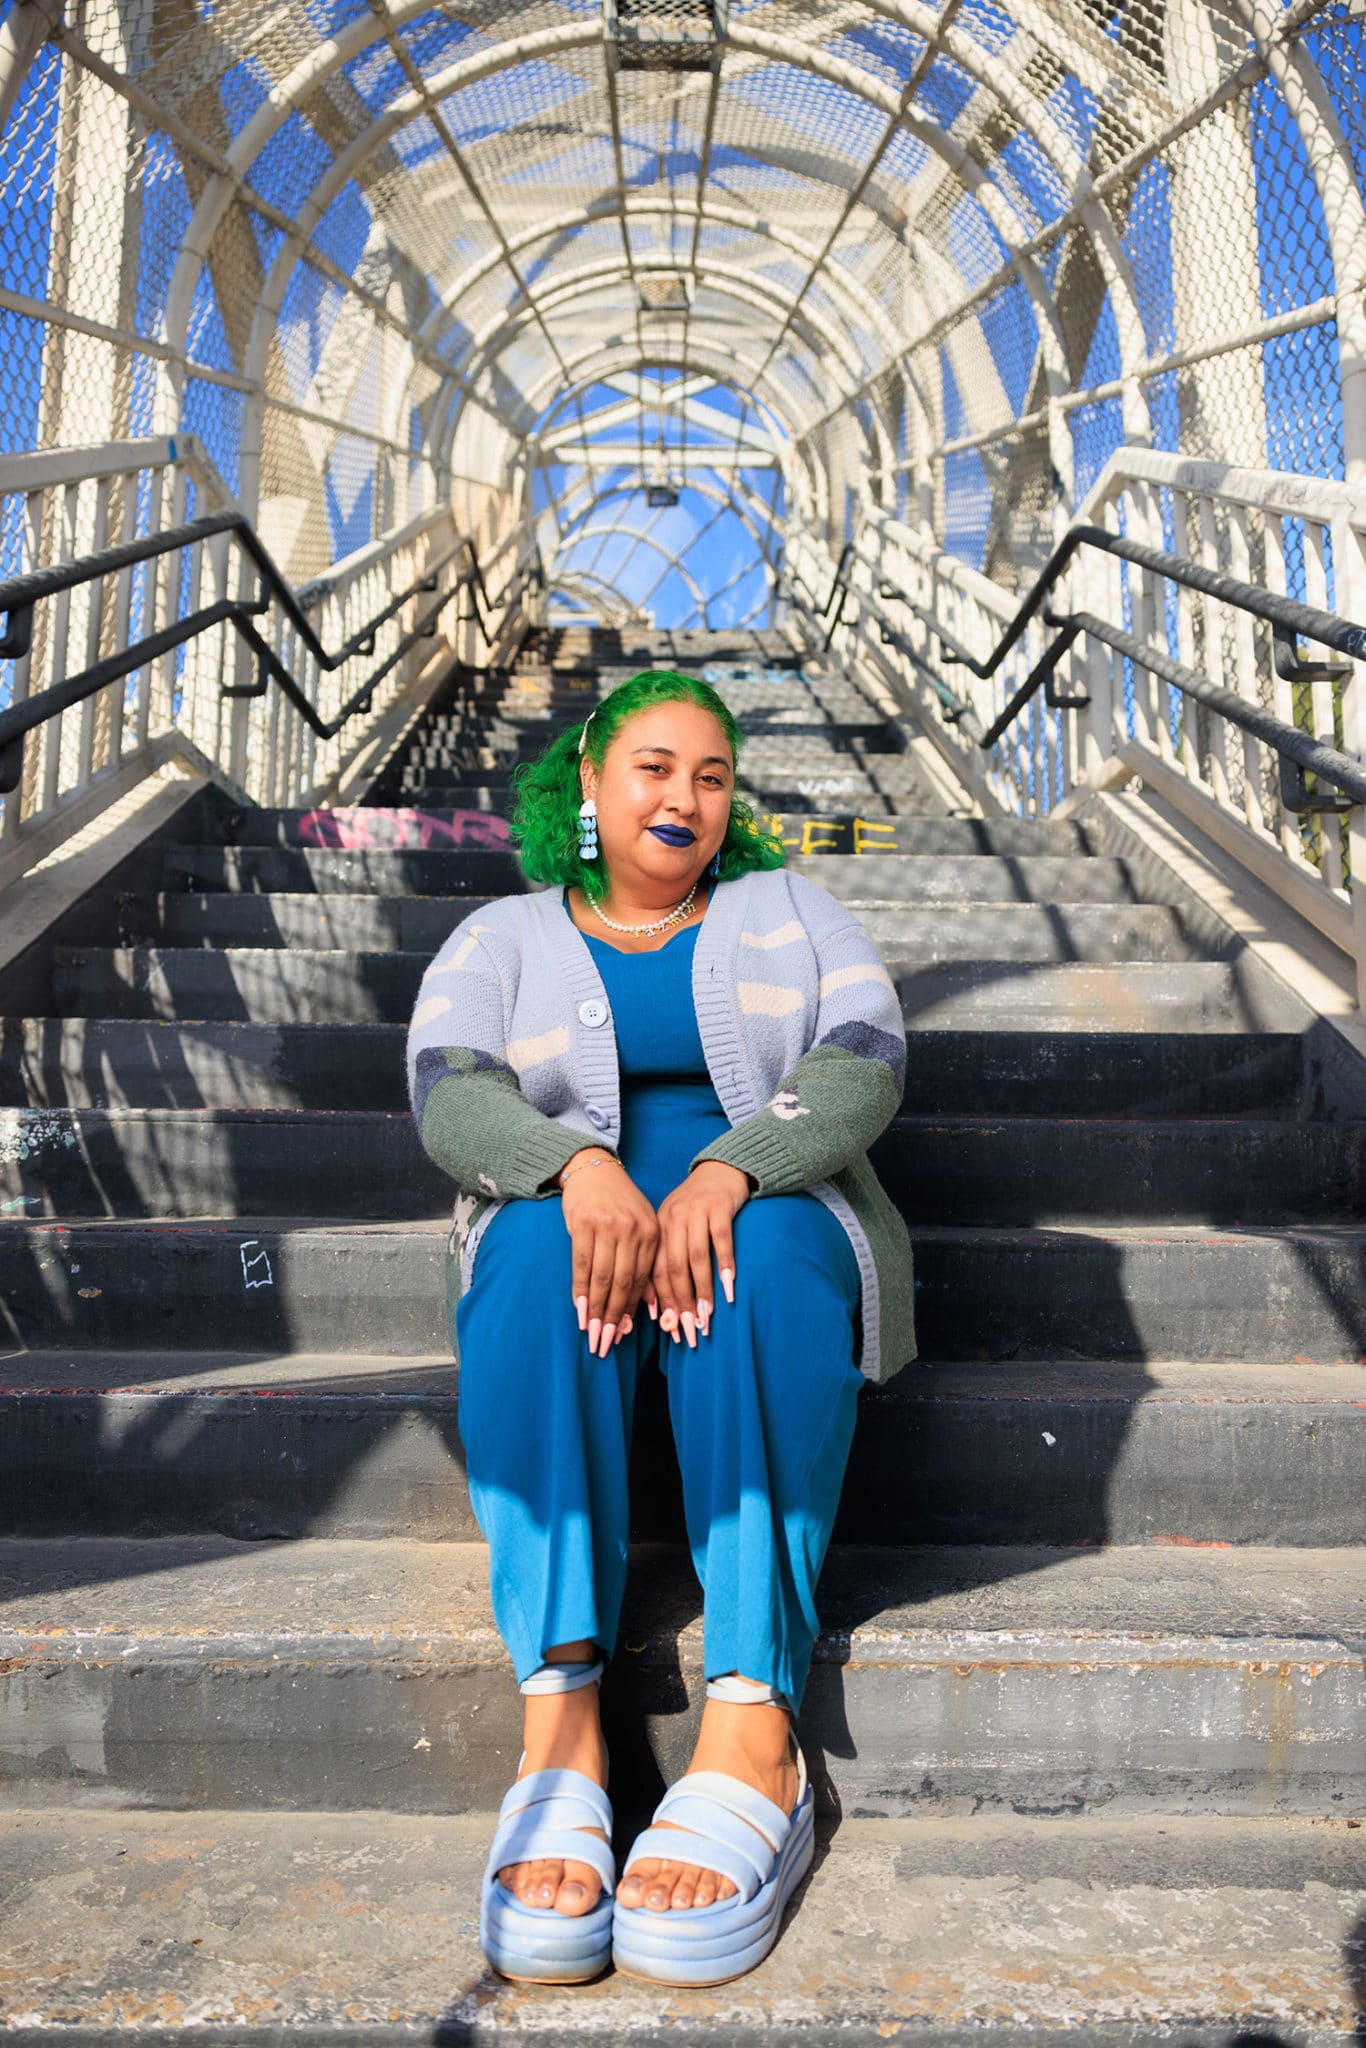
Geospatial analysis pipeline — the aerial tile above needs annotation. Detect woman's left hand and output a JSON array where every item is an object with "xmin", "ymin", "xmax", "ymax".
[{"xmin": 650, "ymin": 1160, "xmax": 752, "ymax": 1347}]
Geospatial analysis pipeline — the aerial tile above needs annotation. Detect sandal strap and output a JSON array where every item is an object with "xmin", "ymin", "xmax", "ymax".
[
  {"xmin": 621, "ymin": 1762, "xmax": 802, "ymax": 1905},
  {"xmin": 661, "ymin": 1769, "xmax": 791, "ymax": 1850},
  {"xmin": 498, "ymin": 1767, "xmax": 612, "ymax": 1832},
  {"xmin": 705, "ymin": 1675, "xmax": 790, "ymax": 1710},
  {"xmin": 625, "ymin": 1825, "xmax": 767, "ymax": 1901},
  {"xmin": 487, "ymin": 1768, "xmax": 615, "ymax": 1893},
  {"xmin": 520, "ymin": 1658, "xmax": 604, "ymax": 1697}
]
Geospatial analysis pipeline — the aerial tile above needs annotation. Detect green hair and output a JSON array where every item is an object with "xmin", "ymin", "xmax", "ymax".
[{"xmin": 508, "ymin": 669, "xmax": 785, "ymax": 903}]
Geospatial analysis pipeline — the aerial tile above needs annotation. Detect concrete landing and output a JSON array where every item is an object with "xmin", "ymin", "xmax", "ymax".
[
  {"xmin": 0, "ymin": 1809, "xmax": 1360, "ymax": 2043},
  {"xmin": 1, "ymin": 1538, "xmax": 1361, "ymax": 1816}
]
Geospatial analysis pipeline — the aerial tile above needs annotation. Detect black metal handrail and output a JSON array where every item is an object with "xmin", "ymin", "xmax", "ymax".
[
  {"xmin": 0, "ymin": 511, "xmax": 534, "ymax": 795},
  {"xmin": 864, "ymin": 521, "xmax": 1366, "ymax": 812}
]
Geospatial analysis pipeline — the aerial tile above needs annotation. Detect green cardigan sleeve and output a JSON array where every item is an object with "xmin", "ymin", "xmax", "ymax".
[{"xmin": 419, "ymin": 1058, "xmax": 617, "ymax": 1200}]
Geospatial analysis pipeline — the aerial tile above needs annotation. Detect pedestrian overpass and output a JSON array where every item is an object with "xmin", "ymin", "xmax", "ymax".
[
  {"xmin": 1, "ymin": 0, "xmax": 1365, "ymax": 2033},
  {"xmin": 2, "ymin": 0, "xmax": 1365, "ymax": 995}
]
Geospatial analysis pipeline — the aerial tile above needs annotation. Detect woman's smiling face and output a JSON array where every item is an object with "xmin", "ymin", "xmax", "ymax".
[{"xmin": 583, "ymin": 697, "xmax": 734, "ymax": 893}]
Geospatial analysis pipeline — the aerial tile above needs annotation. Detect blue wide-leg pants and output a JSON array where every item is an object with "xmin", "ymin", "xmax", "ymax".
[{"xmin": 455, "ymin": 1190, "xmax": 863, "ymax": 1712}]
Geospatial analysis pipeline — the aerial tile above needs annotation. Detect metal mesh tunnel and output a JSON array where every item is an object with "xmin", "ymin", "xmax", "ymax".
[{"xmin": 2, "ymin": 0, "xmax": 1362, "ymax": 610}]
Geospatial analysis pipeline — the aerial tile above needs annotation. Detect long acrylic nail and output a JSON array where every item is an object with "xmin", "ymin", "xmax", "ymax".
[
  {"xmin": 646, "ymin": 1296, "xmax": 659, "ymax": 1321},
  {"xmin": 697, "ymin": 1298, "xmax": 712, "ymax": 1334},
  {"xmin": 587, "ymin": 1317, "xmax": 601, "ymax": 1352},
  {"xmin": 599, "ymin": 1322, "xmax": 616, "ymax": 1356},
  {"xmin": 576, "ymin": 1295, "xmax": 588, "ymax": 1331},
  {"xmin": 681, "ymin": 1311, "xmax": 697, "ymax": 1349},
  {"xmin": 660, "ymin": 1309, "xmax": 676, "ymax": 1331},
  {"xmin": 720, "ymin": 1267, "xmax": 735, "ymax": 1305}
]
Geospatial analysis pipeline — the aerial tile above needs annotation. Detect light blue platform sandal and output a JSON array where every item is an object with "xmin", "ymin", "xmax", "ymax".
[
  {"xmin": 611, "ymin": 1676, "xmax": 814, "ymax": 1988},
  {"xmin": 480, "ymin": 1658, "xmax": 615, "ymax": 1984}
]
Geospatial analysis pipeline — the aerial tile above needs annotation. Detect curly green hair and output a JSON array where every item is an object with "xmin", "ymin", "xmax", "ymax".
[{"xmin": 508, "ymin": 669, "xmax": 785, "ymax": 903}]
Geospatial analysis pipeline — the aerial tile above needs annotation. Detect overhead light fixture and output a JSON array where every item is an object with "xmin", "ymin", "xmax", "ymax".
[
  {"xmin": 615, "ymin": 0, "xmax": 717, "ymax": 70},
  {"xmin": 645, "ymin": 468, "xmax": 681, "ymax": 506},
  {"xmin": 639, "ymin": 273, "xmax": 691, "ymax": 313}
]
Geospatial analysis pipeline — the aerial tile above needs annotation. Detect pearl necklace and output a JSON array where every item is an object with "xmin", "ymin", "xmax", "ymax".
[{"xmin": 590, "ymin": 879, "xmax": 700, "ymax": 938}]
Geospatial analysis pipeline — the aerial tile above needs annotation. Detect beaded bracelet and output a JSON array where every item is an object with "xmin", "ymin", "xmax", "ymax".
[{"xmin": 558, "ymin": 1151, "xmax": 622, "ymax": 1188}]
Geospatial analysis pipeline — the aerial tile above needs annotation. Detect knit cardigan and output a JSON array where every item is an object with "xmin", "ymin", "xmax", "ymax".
[{"xmin": 406, "ymin": 867, "xmax": 916, "ymax": 1383}]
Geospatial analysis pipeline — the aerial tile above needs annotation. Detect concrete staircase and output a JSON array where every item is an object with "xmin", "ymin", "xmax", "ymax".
[{"xmin": 1, "ymin": 628, "xmax": 1363, "ymax": 2040}]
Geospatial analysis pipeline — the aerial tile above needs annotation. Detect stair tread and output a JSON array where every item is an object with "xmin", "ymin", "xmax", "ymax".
[
  {"xmin": 0, "ymin": 1808, "xmax": 1359, "ymax": 2036},
  {"xmin": 7, "ymin": 1347, "xmax": 1364, "ymax": 1400},
  {"xmin": 3, "ymin": 1536, "xmax": 1363, "ymax": 1646}
]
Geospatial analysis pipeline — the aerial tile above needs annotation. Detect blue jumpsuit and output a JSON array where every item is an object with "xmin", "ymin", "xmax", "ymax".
[{"xmin": 454, "ymin": 904, "xmax": 864, "ymax": 1712}]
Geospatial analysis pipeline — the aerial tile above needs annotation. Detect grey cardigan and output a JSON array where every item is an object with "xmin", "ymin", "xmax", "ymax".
[{"xmin": 407, "ymin": 867, "xmax": 916, "ymax": 1382}]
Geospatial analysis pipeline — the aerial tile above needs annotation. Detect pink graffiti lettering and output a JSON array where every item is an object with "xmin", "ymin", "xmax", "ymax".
[{"xmin": 296, "ymin": 807, "xmax": 512, "ymax": 850}]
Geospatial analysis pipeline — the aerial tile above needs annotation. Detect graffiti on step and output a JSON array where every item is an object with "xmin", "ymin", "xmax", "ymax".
[
  {"xmin": 240, "ymin": 1239, "xmax": 274, "ymax": 1289},
  {"xmin": 293, "ymin": 807, "xmax": 897, "ymax": 856},
  {"xmin": 296, "ymin": 807, "xmax": 512, "ymax": 851},
  {"xmin": 756, "ymin": 814, "xmax": 905, "ymax": 855}
]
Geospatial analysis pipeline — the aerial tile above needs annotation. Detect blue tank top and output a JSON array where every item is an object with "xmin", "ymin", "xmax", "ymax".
[{"xmin": 568, "ymin": 901, "xmax": 731, "ymax": 1207}]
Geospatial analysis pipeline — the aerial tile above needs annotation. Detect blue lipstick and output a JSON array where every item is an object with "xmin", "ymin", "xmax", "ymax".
[{"xmin": 647, "ymin": 824, "xmax": 696, "ymax": 847}]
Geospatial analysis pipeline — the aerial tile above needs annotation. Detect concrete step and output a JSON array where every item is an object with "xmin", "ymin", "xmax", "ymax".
[
  {"xmin": 393, "ymin": 772, "xmax": 937, "ymax": 820},
  {"xmin": 135, "ymin": 899, "xmax": 1186, "ymax": 965},
  {"xmin": 2, "ymin": 1218, "xmax": 1362, "ymax": 1358},
  {"xmin": 164, "ymin": 822, "xmax": 1097, "ymax": 891},
  {"xmin": 5, "ymin": 1353, "xmax": 1362, "ymax": 1548},
  {"xmin": 0, "ymin": 1019, "xmax": 1314, "ymax": 1114},
  {"xmin": 162, "ymin": 844, "xmax": 530, "ymax": 895},
  {"xmin": 1, "ymin": 1808, "xmax": 1359, "ymax": 2041},
  {"xmin": 0, "ymin": 1536, "xmax": 1360, "ymax": 1813},
  {"xmin": 138, "ymin": 858, "xmax": 1152, "ymax": 950},
  {"xmin": 49, "ymin": 946, "xmax": 1294, "ymax": 1029},
  {"xmin": 219, "ymin": 806, "xmax": 513, "ymax": 851},
  {"xmin": 5, "ymin": 1107, "xmax": 1360, "ymax": 1224}
]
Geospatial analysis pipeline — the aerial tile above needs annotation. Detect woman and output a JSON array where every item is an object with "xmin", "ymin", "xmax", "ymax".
[{"xmin": 406, "ymin": 669, "xmax": 916, "ymax": 1989}]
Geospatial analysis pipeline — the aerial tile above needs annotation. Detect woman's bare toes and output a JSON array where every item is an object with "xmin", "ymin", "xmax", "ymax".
[
  {"xmin": 692, "ymin": 1867, "xmax": 719, "ymax": 1908},
  {"xmin": 554, "ymin": 1858, "xmax": 601, "ymax": 1916},
  {"xmin": 644, "ymin": 1860, "xmax": 681, "ymax": 1912},
  {"xmin": 669, "ymin": 1866, "xmax": 699, "ymax": 1911}
]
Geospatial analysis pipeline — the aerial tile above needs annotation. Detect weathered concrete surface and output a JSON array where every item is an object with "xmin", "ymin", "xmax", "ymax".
[
  {"xmin": 2, "ymin": 1353, "xmax": 1364, "ymax": 1548},
  {"xmin": 0, "ymin": 1809, "xmax": 1360, "ymax": 2043},
  {"xmin": 0, "ymin": 1020, "xmax": 1320, "ymax": 1118},
  {"xmin": 8, "ymin": 1104, "xmax": 1364, "ymax": 1222},
  {"xmin": 0, "ymin": 1539, "xmax": 1361, "ymax": 1816},
  {"xmin": 5, "ymin": 1219, "xmax": 1366, "ymax": 1359}
]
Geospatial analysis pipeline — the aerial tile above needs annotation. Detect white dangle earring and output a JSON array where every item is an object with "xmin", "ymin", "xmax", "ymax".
[{"xmin": 578, "ymin": 793, "xmax": 599, "ymax": 862}]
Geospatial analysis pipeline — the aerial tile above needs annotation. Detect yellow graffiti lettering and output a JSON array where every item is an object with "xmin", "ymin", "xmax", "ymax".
[
  {"xmin": 797, "ymin": 817, "xmax": 839, "ymax": 854},
  {"xmin": 852, "ymin": 816, "xmax": 899, "ymax": 855}
]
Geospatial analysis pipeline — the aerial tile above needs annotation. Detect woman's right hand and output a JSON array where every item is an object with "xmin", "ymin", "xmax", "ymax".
[{"xmin": 558, "ymin": 1151, "xmax": 659, "ymax": 1357}]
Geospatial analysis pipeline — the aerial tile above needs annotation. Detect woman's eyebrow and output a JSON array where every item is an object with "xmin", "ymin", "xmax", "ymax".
[{"xmin": 630, "ymin": 744, "xmax": 732, "ymax": 768}]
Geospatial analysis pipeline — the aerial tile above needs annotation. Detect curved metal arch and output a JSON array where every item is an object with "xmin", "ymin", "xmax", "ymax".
[
  {"xmin": 449, "ymin": 257, "xmax": 871, "ymax": 416},
  {"xmin": 195, "ymin": 0, "xmax": 1162, "ymax": 521},
  {"xmin": 476, "ymin": 333, "xmax": 838, "ymax": 536},
  {"xmin": 417, "ymin": 194, "xmax": 911, "ymax": 370},
  {"xmin": 553, "ymin": 520, "xmax": 712, "ymax": 623},
  {"xmin": 545, "ymin": 472, "xmax": 781, "ymax": 578},
  {"xmin": 165, "ymin": 18, "xmax": 602, "ymax": 369},
  {"xmin": 721, "ymin": 23, "xmax": 1127, "ymax": 405},
  {"xmin": 441, "ymin": 263, "xmax": 899, "ymax": 485},
  {"xmin": 550, "ymin": 566, "xmax": 653, "ymax": 628},
  {"xmin": 531, "ymin": 442, "xmax": 785, "ymax": 540},
  {"xmin": 565, "ymin": 495, "xmax": 774, "ymax": 622},
  {"xmin": 541, "ymin": 460, "xmax": 786, "ymax": 575},
  {"xmin": 219, "ymin": 8, "xmax": 1118, "ymax": 433}
]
